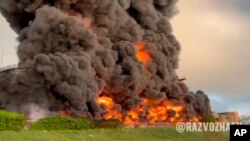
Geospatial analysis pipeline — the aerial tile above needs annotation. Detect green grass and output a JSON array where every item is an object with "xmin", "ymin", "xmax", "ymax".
[
  {"xmin": 0, "ymin": 110, "xmax": 26, "ymax": 131},
  {"xmin": 0, "ymin": 127, "xmax": 229, "ymax": 141},
  {"xmin": 30, "ymin": 116, "xmax": 94, "ymax": 130}
]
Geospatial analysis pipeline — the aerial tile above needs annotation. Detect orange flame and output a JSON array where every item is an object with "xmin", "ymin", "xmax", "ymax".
[
  {"xmin": 59, "ymin": 107, "xmax": 70, "ymax": 116},
  {"xmin": 62, "ymin": 12, "xmax": 92, "ymax": 29},
  {"xmin": 83, "ymin": 18, "xmax": 92, "ymax": 29},
  {"xmin": 135, "ymin": 41, "xmax": 150, "ymax": 65},
  {"xmin": 190, "ymin": 116, "xmax": 202, "ymax": 122},
  {"xmin": 97, "ymin": 96, "xmax": 122, "ymax": 120},
  {"xmin": 96, "ymin": 96, "xmax": 199, "ymax": 126}
]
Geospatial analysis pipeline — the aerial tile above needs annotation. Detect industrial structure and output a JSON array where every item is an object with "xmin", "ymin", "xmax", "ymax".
[{"xmin": 213, "ymin": 111, "xmax": 240, "ymax": 123}]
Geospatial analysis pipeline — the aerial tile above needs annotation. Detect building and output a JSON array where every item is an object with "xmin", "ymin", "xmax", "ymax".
[
  {"xmin": 213, "ymin": 111, "xmax": 240, "ymax": 122},
  {"xmin": 240, "ymin": 116, "xmax": 250, "ymax": 124}
]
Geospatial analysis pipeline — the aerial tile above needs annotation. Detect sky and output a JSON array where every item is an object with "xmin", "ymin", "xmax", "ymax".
[
  {"xmin": 172, "ymin": 0, "xmax": 250, "ymax": 115},
  {"xmin": 0, "ymin": 15, "xmax": 18, "ymax": 66},
  {"xmin": 0, "ymin": 1, "xmax": 249, "ymax": 115}
]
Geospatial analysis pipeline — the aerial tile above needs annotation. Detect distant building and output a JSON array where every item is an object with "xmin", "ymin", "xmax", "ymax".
[
  {"xmin": 213, "ymin": 111, "xmax": 239, "ymax": 122},
  {"xmin": 212, "ymin": 112, "xmax": 220, "ymax": 121},
  {"xmin": 240, "ymin": 116, "xmax": 250, "ymax": 124}
]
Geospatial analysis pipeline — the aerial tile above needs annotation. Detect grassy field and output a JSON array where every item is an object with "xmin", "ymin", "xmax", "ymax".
[{"xmin": 0, "ymin": 127, "xmax": 229, "ymax": 141}]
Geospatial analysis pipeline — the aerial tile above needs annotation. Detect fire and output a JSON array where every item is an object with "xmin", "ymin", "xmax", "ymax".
[
  {"xmin": 96, "ymin": 96, "xmax": 198, "ymax": 126},
  {"xmin": 135, "ymin": 41, "xmax": 150, "ymax": 65},
  {"xmin": 190, "ymin": 116, "xmax": 202, "ymax": 122},
  {"xmin": 59, "ymin": 106, "xmax": 70, "ymax": 116},
  {"xmin": 62, "ymin": 11, "xmax": 92, "ymax": 29},
  {"xmin": 97, "ymin": 96, "xmax": 122, "ymax": 120},
  {"xmin": 83, "ymin": 18, "xmax": 92, "ymax": 29}
]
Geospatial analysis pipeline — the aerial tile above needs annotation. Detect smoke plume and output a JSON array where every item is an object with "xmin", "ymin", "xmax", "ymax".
[{"xmin": 0, "ymin": 0, "xmax": 211, "ymax": 122}]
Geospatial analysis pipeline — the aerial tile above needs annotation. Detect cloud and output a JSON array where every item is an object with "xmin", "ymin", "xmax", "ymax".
[
  {"xmin": 228, "ymin": 103, "xmax": 250, "ymax": 115},
  {"xmin": 0, "ymin": 15, "xmax": 18, "ymax": 66},
  {"xmin": 209, "ymin": 94, "xmax": 250, "ymax": 115},
  {"xmin": 209, "ymin": 94, "xmax": 229, "ymax": 112},
  {"xmin": 172, "ymin": 0, "xmax": 250, "ymax": 95},
  {"xmin": 171, "ymin": 0, "xmax": 250, "ymax": 114}
]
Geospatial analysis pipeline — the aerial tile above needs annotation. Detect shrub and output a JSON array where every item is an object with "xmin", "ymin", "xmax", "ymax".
[
  {"xmin": 95, "ymin": 119, "xmax": 123, "ymax": 128},
  {"xmin": 30, "ymin": 116, "xmax": 94, "ymax": 130},
  {"xmin": 202, "ymin": 115, "xmax": 217, "ymax": 122},
  {"xmin": 0, "ymin": 110, "xmax": 26, "ymax": 131}
]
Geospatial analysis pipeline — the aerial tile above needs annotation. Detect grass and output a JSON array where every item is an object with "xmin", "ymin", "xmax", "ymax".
[
  {"xmin": 0, "ymin": 127, "xmax": 229, "ymax": 141},
  {"xmin": 0, "ymin": 110, "xmax": 26, "ymax": 131},
  {"xmin": 30, "ymin": 116, "xmax": 94, "ymax": 130}
]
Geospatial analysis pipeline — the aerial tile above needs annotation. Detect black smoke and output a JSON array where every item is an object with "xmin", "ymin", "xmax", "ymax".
[{"xmin": 0, "ymin": 0, "xmax": 211, "ymax": 120}]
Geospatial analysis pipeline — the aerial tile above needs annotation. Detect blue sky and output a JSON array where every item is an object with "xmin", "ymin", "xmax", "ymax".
[{"xmin": 0, "ymin": 0, "xmax": 250, "ymax": 115}]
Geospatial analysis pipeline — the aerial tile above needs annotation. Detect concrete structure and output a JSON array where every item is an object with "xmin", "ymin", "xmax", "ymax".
[
  {"xmin": 240, "ymin": 116, "xmax": 250, "ymax": 124},
  {"xmin": 213, "ymin": 111, "xmax": 240, "ymax": 122},
  {"xmin": 0, "ymin": 64, "xmax": 32, "ymax": 82},
  {"xmin": 0, "ymin": 64, "xmax": 32, "ymax": 73}
]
